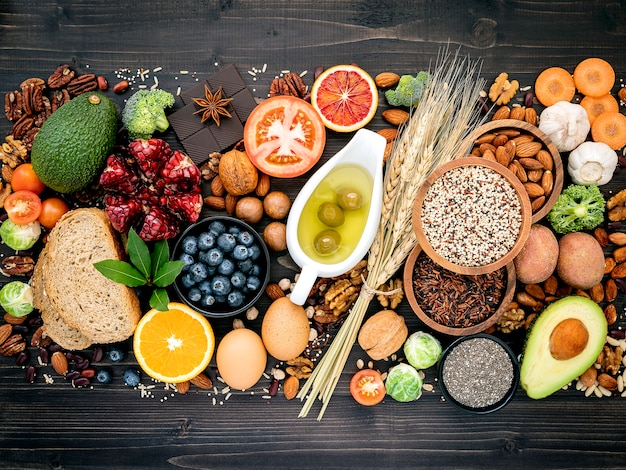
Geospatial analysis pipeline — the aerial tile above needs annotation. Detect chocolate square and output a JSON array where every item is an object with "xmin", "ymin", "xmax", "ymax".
[
  {"xmin": 209, "ymin": 108, "xmax": 244, "ymax": 149},
  {"xmin": 207, "ymin": 64, "xmax": 246, "ymax": 98},
  {"xmin": 230, "ymin": 88, "xmax": 258, "ymax": 122},
  {"xmin": 167, "ymin": 103, "xmax": 205, "ymax": 141},
  {"xmin": 181, "ymin": 127, "xmax": 220, "ymax": 165},
  {"xmin": 180, "ymin": 80, "xmax": 210, "ymax": 106}
]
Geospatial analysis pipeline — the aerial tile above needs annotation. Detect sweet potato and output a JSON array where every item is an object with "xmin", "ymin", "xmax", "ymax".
[{"xmin": 514, "ymin": 224, "xmax": 559, "ymax": 284}]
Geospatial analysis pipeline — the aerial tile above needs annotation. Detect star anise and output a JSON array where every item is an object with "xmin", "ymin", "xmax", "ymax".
[{"xmin": 192, "ymin": 85, "xmax": 233, "ymax": 126}]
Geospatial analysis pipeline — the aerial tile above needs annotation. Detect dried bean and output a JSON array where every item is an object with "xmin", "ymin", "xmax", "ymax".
[
  {"xmin": 15, "ymin": 351, "xmax": 29, "ymax": 366},
  {"xmin": 113, "ymin": 80, "xmax": 129, "ymax": 94},
  {"xmin": 66, "ymin": 370, "xmax": 81, "ymax": 381},
  {"xmin": 524, "ymin": 92, "xmax": 535, "ymax": 107},
  {"xmin": 25, "ymin": 365, "xmax": 36, "ymax": 383},
  {"xmin": 610, "ymin": 329, "xmax": 626, "ymax": 340},
  {"xmin": 81, "ymin": 368, "xmax": 96, "ymax": 378},
  {"xmin": 73, "ymin": 377, "xmax": 91, "ymax": 387},
  {"xmin": 49, "ymin": 344, "xmax": 64, "ymax": 353},
  {"xmin": 12, "ymin": 324, "xmax": 28, "ymax": 334},
  {"xmin": 268, "ymin": 378, "xmax": 279, "ymax": 396},
  {"xmin": 39, "ymin": 347, "xmax": 49, "ymax": 365},
  {"xmin": 92, "ymin": 346, "xmax": 104, "ymax": 363},
  {"xmin": 96, "ymin": 76, "xmax": 108, "ymax": 91}
]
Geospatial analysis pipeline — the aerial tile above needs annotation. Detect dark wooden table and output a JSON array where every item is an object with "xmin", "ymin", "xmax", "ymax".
[{"xmin": 2, "ymin": 1, "xmax": 626, "ymax": 468}]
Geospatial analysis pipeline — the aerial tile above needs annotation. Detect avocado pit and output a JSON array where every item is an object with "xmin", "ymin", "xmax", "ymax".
[{"xmin": 549, "ymin": 318, "xmax": 589, "ymax": 360}]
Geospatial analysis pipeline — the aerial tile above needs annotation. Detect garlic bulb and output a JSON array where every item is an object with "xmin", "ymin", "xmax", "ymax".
[
  {"xmin": 539, "ymin": 101, "xmax": 590, "ymax": 152},
  {"xmin": 567, "ymin": 141, "xmax": 617, "ymax": 186}
]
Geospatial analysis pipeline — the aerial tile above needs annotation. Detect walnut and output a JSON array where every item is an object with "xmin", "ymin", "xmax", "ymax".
[
  {"xmin": 0, "ymin": 136, "xmax": 28, "ymax": 168},
  {"xmin": 598, "ymin": 345, "xmax": 623, "ymax": 375},
  {"xmin": 376, "ymin": 278, "xmax": 404, "ymax": 309},
  {"xmin": 496, "ymin": 307, "xmax": 525, "ymax": 333},
  {"xmin": 0, "ymin": 183, "xmax": 11, "ymax": 209},
  {"xmin": 286, "ymin": 356, "xmax": 314, "ymax": 379},
  {"xmin": 200, "ymin": 152, "xmax": 223, "ymax": 180},
  {"xmin": 488, "ymin": 72, "xmax": 519, "ymax": 105}
]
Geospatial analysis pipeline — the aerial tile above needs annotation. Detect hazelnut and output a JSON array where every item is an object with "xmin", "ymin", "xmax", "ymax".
[
  {"xmin": 263, "ymin": 221, "xmax": 287, "ymax": 251},
  {"xmin": 235, "ymin": 197, "xmax": 264, "ymax": 224},
  {"xmin": 263, "ymin": 191, "xmax": 291, "ymax": 219}
]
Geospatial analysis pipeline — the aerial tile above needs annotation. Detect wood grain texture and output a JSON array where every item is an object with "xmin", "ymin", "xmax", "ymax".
[{"xmin": 1, "ymin": 0, "xmax": 626, "ymax": 468}]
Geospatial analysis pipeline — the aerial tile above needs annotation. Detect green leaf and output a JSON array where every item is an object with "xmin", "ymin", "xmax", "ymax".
[
  {"xmin": 150, "ymin": 239, "xmax": 170, "ymax": 279},
  {"xmin": 153, "ymin": 260, "xmax": 185, "ymax": 287},
  {"xmin": 93, "ymin": 260, "xmax": 147, "ymax": 287},
  {"xmin": 127, "ymin": 228, "xmax": 151, "ymax": 279},
  {"xmin": 150, "ymin": 288, "xmax": 170, "ymax": 311}
]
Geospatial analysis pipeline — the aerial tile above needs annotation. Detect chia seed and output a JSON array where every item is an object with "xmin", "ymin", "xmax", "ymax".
[
  {"xmin": 441, "ymin": 337, "xmax": 514, "ymax": 409},
  {"xmin": 420, "ymin": 164, "xmax": 522, "ymax": 267}
]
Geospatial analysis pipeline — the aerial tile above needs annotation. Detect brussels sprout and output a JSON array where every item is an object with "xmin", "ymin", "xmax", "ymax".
[
  {"xmin": 404, "ymin": 331, "xmax": 442, "ymax": 370},
  {"xmin": 0, "ymin": 281, "xmax": 34, "ymax": 317},
  {"xmin": 385, "ymin": 363, "xmax": 423, "ymax": 402},
  {"xmin": 0, "ymin": 219, "xmax": 41, "ymax": 251}
]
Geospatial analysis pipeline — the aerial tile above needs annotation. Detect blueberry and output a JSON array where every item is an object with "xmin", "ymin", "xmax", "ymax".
[
  {"xmin": 200, "ymin": 248, "xmax": 223, "ymax": 267},
  {"xmin": 218, "ymin": 258, "xmax": 235, "ymax": 276},
  {"xmin": 108, "ymin": 347, "xmax": 124, "ymax": 362},
  {"xmin": 231, "ymin": 245, "xmax": 249, "ymax": 261},
  {"xmin": 180, "ymin": 272, "xmax": 196, "ymax": 289},
  {"xmin": 178, "ymin": 253, "xmax": 195, "ymax": 270},
  {"xmin": 202, "ymin": 294, "xmax": 217, "ymax": 307},
  {"xmin": 247, "ymin": 244, "xmax": 261, "ymax": 260},
  {"xmin": 231, "ymin": 271, "xmax": 246, "ymax": 288},
  {"xmin": 228, "ymin": 225, "xmax": 241, "ymax": 235},
  {"xmin": 217, "ymin": 233, "xmax": 237, "ymax": 252},
  {"xmin": 96, "ymin": 369, "xmax": 112, "ymax": 384},
  {"xmin": 197, "ymin": 232, "xmax": 215, "ymax": 250},
  {"xmin": 123, "ymin": 369, "xmax": 141, "ymax": 387},
  {"xmin": 246, "ymin": 276, "xmax": 261, "ymax": 291},
  {"xmin": 249, "ymin": 264, "xmax": 261, "ymax": 277},
  {"xmin": 238, "ymin": 258, "xmax": 255, "ymax": 275},
  {"xmin": 181, "ymin": 236, "xmax": 198, "ymax": 255},
  {"xmin": 227, "ymin": 290, "xmax": 245, "ymax": 308},
  {"xmin": 211, "ymin": 275, "xmax": 232, "ymax": 296},
  {"xmin": 214, "ymin": 294, "xmax": 227, "ymax": 304},
  {"xmin": 187, "ymin": 287, "xmax": 202, "ymax": 302},
  {"xmin": 189, "ymin": 262, "xmax": 209, "ymax": 282},
  {"xmin": 209, "ymin": 220, "xmax": 227, "ymax": 236},
  {"xmin": 198, "ymin": 280, "xmax": 212, "ymax": 295},
  {"xmin": 237, "ymin": 230, "xmax": 255, "ymax": 247}
]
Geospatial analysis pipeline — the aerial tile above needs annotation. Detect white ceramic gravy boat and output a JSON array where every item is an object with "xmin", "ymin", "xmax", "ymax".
[{"xmin": 286, "ymin": 128, "xmax": 386, "ymax": 305}]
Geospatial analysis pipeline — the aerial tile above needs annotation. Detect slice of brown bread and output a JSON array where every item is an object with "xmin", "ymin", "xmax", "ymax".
[
  {"xmin": 33, "ymin": 245, "xmax": 93, "ymax": 351},
  {"xmin": 42, "ymin": 208, "xmax": 141, "ymax": 344}
]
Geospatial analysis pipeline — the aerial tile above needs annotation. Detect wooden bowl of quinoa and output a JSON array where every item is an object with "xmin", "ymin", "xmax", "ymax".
[{"xmin": 413, "ymin": 157, "xmax": 532, "ymax": 276}]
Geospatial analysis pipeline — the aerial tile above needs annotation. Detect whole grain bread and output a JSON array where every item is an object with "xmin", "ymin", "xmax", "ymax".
[
  {"xmin": 41, "ymin": 208, "xmax": 141, "ymax": 344},
  {"xmin": 33, "ymin": 245, "xmax": 93, "ymax": 351}
]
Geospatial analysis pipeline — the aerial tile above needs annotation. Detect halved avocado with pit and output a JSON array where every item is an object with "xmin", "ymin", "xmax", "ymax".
[{"xmin": 520, "ymin": 295, "xmax": 607, "ymax": 399}]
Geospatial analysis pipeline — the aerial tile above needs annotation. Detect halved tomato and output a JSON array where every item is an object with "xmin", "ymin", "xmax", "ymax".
[
  {"xmin": 243, "ymin": 96, "xmax": 326, "ymax": 178},
  {"xmin": 5, "ymin": 190, "xmax": 42, "ymax": 225},
  {"xmin": 349, "ymin": 369, "xmax": 385, "ymax": 406}
]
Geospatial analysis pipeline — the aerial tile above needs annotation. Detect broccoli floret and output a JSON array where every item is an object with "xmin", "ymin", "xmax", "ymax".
[
  {"xmin": 121, "ymin": 89, "xmax": 175, "ymax": 140},
  {"xmin": 384, "ymin": 71, "xmax": 430, "ymax": 107},
  {"xmin": 547, "ymin": 184, "xmax": 605, "ymax": 234}
]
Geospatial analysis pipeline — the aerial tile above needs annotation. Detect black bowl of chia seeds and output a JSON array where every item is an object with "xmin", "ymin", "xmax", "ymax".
[{"xmin": 438, "ymin": 333, "xmax": 520, "ymax": 413}]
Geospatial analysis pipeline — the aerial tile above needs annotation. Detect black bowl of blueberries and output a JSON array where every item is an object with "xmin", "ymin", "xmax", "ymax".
[{"xmin": 172, "ymin": 216, "xmax": 271, "ymax": 318}]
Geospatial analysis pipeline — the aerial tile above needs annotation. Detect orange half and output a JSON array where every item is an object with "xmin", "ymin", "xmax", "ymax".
[
  {"xmin": 310, "ymin": 64, "xmax": 378, "ymax": 133},
  {"xmin": 133, "ymin": 302, "xmax": 215, "ymax": 383}
]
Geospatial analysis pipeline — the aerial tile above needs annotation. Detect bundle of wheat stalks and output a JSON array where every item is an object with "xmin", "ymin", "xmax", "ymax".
[{"xmin": 297, "ymin": 48, "xmax": 488, "ymax": 420}]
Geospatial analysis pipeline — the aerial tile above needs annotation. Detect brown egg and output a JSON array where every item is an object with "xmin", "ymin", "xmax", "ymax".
[
  {"xmin": 261, "ymin": 297, "xmax": 310, "ymax": 361},
  {"xmin": 216, "ymin": 328, "xmax": 267, "ymax": 390}
]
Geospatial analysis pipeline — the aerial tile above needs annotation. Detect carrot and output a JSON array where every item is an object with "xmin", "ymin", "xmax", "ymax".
[
  {"xmin": 534, "ymin": 67, "xmax": 575, "ymax": 106},
  {"xmin": 591, "ymin": 112, "xmax": 626, "ymax": 150},
  {"xmin": 580, "ymin": 94, "xmax": 619, "ymax": 125},
  {"xmin": 573, "ymin": 58, "xmax": 615, "ymax": 98}
]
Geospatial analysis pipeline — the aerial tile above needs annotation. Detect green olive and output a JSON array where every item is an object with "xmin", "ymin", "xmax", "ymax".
[
  {"xmin": 337, "ymin": 187, "xmax": 363, "ymax": 211},
  {"xmin": 313, "ymin": 229, "xmax": 341, "ymax": 256},
  {"xmin": 317, "ymin": 202, "xmax": 345, "ymax": 227}
]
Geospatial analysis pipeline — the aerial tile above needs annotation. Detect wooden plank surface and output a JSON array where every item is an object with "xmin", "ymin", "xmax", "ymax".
[{"xmin": 1, "ymin": 1, "xmax": 626, "ymax": 468}]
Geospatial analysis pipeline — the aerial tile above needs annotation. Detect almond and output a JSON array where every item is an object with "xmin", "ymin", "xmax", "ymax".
[
  {"xmin": 492, "ymin": 134, "xmax": 509, "ymax": 147},
  {"xmin": 512, "ymin": 134, "xmax": 535, "ymax": 146},
  {"xmin": 51, "ymin": 351, "xmax": 69, "ymax": 376},
  {"xmin": 526, "ymin": 169, "xmax": 543, "ymax": 183},
  {"xmin": 492, "ymin": 106, "xmax": 510, "ymax": 120},
  {"xmin": 609, "ymin": 232, "xmax": 626, "ymax": 246},
  {"xmin": 474, "ymin": 133, "xmax": 496, "ymax": 145},
  {"xmin": 255, "ymin": 172, "xmax": 271, "ymax": 197},
  {"xmin": 225, "ymin": 193, "xmax": 238, "ymax": 216},
  {"xmin": 283, "ymin": 375, "xmax": 299, "ymax": 400},
  {"xmin": 530, "ymin": 195, "xmax": 546, "ymax": 213},
  {"xmin": 524, "ymin": 107, "xmax": 538, "ymax": 126},
  {"xmin": 265, "ymin": 283, "xmax": 286, "ymax": 300},
  {"xmin": 518, "ymin": 157, "xmax": 544, "ymax": 170},
  {"xmin": 516, "ymin": 141, "xmax": 543, "ymax": 158},
  {"xmin": 482, "ymin": 148, "xmax": 497, "ymax": 162},
  {"xmin": 376, "ymin": 128, "xmax": 398, "ymax": 143},
  {"xmin": 190, "ymin": 372, "xmax": 213, "ymax": 389},
  {"xmin": 541, "ymin": 170, "xmax": 553, "ymax": 197},
  {"xmin": 382, "ymin": 109, "xmax": 409, "ymax": 126},
  {"xmin": 597, "ymin": 373, "xmax": 618, "ymax": 391},
  {"xmin": 177, "ymin": 380, "xmax": 190, "ymax": 395},
  {"xmin": 605, "ymin": 278, "xmax": 618, "ymax": 302},
  {"xmin": 210, "ymin": 175, "xmax": 225, "ymax": 197},
  {"xmin": 523, "ymin": 182, "xmax": 545, "ymax": 198},
  {"xmin": 509, "ymin": 106, "xmax": 526, "ymax": 121},
  {"xmin": 579, "ymin": 366, "xmax": 597, "ymax": 388},
  {"xmin": 383, "ymin": 142, "xmax": 393, "ymax": 164},
  {"xmin": 495, "ymin": 146, "xmax": 512, "ymax": 167},
  {"xmin": 535, "ymin": 149, "xmax": 553, "ymax": 171},
  {"xmin": 497, "ymin": 128, "xmax": 521, "ymax": 137},
  {"xmin": 204, "ymin": 195, "xmax": 226, "ymax": 210},
  {"xmin": 0, "ymin": 323, "xmax": 12, "ymax": 346},
  {"xmin": 375, "ymin": 72, "xmax": 400, "ymax": 89}
]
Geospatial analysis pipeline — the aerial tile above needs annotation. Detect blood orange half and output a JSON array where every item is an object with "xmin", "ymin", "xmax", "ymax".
[{"xmin": 310, "ymin": 64, "xmax": 378, "ymax": 133}]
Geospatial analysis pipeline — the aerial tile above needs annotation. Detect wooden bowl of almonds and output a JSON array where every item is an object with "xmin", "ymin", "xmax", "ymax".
[
  {"xmin": 458, "ymin": 119, "xmax": 563, "ymax": 223},
  {"xmin": 413, "ymin": 156, "xmax": 532, "ymax": 276},
  {"xmin": 403, "ymin": 245, "xmax": 516, "ymax": 336}
]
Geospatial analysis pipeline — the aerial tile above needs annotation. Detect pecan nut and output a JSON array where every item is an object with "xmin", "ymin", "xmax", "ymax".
[
  {"xmin": 47, "ymin": 64, "xmax": 76, "ymax": 89},
  {"xmin": 66, "ymin": 74, "xmax": 98, "ymax": 96},
  {"xmin": 269, "ymin": 72, "xmax": 307, "ymax": 98},
  {"xmin": 50, "ymin": 89, "xmax": 71, "ymax": 113},
  {"xmin": 1, "ymin": 255, "xmax": 35, "ymax": 276},
  {"xmin": 0, "ymin": 333, "xmax": 26, "ymax": 356},
  {"xmin": 21, "ymin": 84, "xmax": 45, "ymax": 116},
  {"xmin": 11, "ymin": 115, "xmax": 35, "ymax": 140},
  {"xmin": 4, "ymin": 90, "xmax": 23, "ymax": 121}
]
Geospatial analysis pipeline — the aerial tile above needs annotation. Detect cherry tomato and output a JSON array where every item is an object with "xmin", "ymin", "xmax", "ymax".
[
  {"xmin": 38, "ymin": 197, "xmax": 70, "ymax": 229},
  {"xmin": 349, "ymin": 369, "xmax": 385, "ymax": 406},
  {"xmin": 4, "ymin": 190, "xmax": 42, "ymax": 225},
  {"xmin": 11, "ymin": 163, "xmax": 46, "ymax": 195},
  {"xmin": 243, "ymin": 96, "xmax": 326, "ymax": 178}
]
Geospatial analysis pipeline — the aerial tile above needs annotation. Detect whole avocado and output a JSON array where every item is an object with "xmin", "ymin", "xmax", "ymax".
[{"xmin": 30, "ymin": 92, "xmax": 118, "ymax": 193}]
